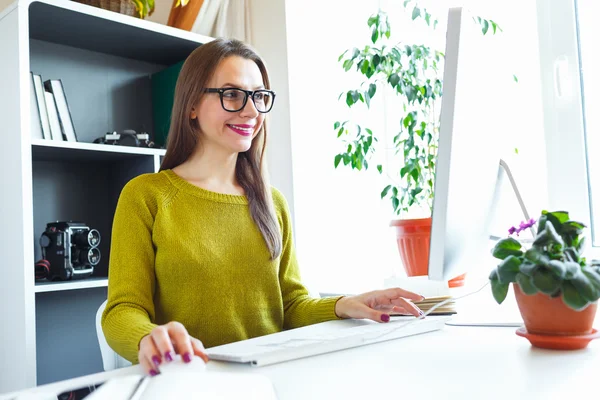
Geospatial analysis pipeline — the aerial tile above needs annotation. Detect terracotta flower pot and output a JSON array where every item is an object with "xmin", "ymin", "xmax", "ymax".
[
  {"xmin": 390, "ymin": 217, "xmax": 465, "ymax": 287},
  {"xmin": 513, "ymin": 284, "xmax": 598, "ymax": 336},
  {"xmin": 390, "ymin": 218, "xmax": 431, "ymax": 276}
]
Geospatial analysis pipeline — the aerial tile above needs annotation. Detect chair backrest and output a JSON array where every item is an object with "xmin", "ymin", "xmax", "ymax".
[{"xmin": 96, "ymin": 299, "xmax": 132, "ymax": 371}]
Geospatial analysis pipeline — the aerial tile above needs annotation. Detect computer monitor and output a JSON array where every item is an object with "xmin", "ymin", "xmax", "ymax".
[{"xmin": 428, "ymin": 7, "xmax": 533, "ymax": 285}]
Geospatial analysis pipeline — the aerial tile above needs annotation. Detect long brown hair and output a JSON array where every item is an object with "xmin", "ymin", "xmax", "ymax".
[{"xmin": 160, "ymin": 38, "xmax": 282, "ymax": 259}]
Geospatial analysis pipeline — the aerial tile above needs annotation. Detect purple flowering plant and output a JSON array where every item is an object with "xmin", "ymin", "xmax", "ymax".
[
  {"xmin": 489, "ymin": 210, "xmax": 600, "ymax": 311},
  {"xmin": 507, "ymin": 218, "xmax": 536, "ymax": 236}
]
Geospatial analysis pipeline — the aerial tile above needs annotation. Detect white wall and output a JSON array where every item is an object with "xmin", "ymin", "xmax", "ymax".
[
  {"xmin": 0, "ymin": 0, "xmax": 12, "ymax": 14},
  {"xmin": 146, "ymin": 0, "xmax": 171, "ymax": 25},
  {"xmin": 248, "ymin": 0, "xmax": 296, "ymax": 223},
  {"xmin": 285, "ymin": 0, "xmax": 402, "ymax": 294}
]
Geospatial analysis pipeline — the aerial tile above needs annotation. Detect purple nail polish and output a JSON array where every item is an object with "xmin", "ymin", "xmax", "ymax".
[
  {"xmin": 149, "ymin": 369, "xmax": 158, "ymax": 377},
  {"xmin": 381, "ymin": 314, "xmax": 390, "ymax": 322},
  {"xmin": 164, "ymin": 351, "xmax": 174, "ymax": 362},
  {"xmin": 152, "ymin": 355, "xmax": 161, "ymax": 367},
  {"xmin": 183, "ymin": 352, "xmax": 192, "ymax": 363},
  {"xmin": 419, "ymin": 311, "xmax": 425, "ymax": 317}
]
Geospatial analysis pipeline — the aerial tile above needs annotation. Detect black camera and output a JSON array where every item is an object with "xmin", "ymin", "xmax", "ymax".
[
  {"xmin": 93, "ymin": 129, "xmax": 156, "ymax": 148},
  {"xmin": 35, "ymin": 221, "xmax": 101, "ymax": 281}
]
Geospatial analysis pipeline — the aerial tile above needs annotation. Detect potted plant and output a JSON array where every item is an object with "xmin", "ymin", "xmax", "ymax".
[
  {"xmin": 333, "ymin": 2, "xmax": 500, "ymax": 286},
  {"xmin": 490, "ymin": 210, "xmax": 600, "ymax": 349}
]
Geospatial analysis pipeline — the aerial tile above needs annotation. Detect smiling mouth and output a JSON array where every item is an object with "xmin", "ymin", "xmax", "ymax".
[{"xmin": 227, "ymin": 124, "xmax": 254, "ymax": 137}]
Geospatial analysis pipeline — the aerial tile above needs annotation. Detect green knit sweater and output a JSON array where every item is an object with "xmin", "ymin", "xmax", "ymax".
[{"xmin": 101, "ymin": 169, "xmax": 341, "ymax": 363}]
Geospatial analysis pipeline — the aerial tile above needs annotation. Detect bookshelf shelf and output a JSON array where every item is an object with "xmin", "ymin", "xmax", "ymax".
[
  {"xmin": 31, "ymin": 139, "xmax": 166, "ymax": 162},
  {"xmin": 28, "ymin": 0, "xmax": 212, "ymax": 65},
  {"xmin": 34, "ymin": 277, "xmax": 108, "ymax": 293}
]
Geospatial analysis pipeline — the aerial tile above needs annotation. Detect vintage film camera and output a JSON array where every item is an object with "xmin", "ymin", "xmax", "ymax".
[
  {"xmin": 35, "ymin": 221, "xmax": 101, "ymax": 281},
  {"xmin": 93, "ymin": 129, "xmax": 156, "ymax": 148}
]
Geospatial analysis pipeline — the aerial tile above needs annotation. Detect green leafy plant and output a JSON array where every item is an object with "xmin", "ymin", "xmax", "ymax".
[
  {"xmin": 489, "ymin": 210, "xmax": 600, "ymax": 311},
  {"xmin": 333, "ymin": 1, "xmax": 501, "ymax": 215},
  {"xmin": 131, "ymin": 0, "xmax": 155, "ymax": 18},
  {"xmin": 133, "ymin": 0, "xmax": 189, "ymax": 19}
]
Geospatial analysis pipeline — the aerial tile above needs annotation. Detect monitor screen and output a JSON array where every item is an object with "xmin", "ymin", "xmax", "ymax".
[{"xmin": 428, "ymin": 7, "xmax": 518, "ymax": 283}]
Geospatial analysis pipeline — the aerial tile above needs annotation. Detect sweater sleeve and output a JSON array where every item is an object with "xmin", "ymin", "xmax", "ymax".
[
  {"xmin": 272, "ymin": 189, "xmax": 343, "ymax": 329},
  {"xmin": 101, "ymin": 175, "xmax": 164, "ymax": 363}
]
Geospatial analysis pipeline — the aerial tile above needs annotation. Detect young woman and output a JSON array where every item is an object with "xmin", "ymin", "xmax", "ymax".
[{"xmin": 101, "ymin": 38, "xmax": 424, "ymax": 376}]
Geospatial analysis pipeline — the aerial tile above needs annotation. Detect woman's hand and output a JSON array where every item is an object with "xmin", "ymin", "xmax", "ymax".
[
  {"xmin": 334, "ymin": 288, "xmax": 425, "ymax": 322},
  {"xmin": 138, "ymin": 321, "xmax": 210, "ymax": 376}
]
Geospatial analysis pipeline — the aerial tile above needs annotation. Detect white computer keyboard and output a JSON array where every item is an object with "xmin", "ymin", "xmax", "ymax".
[{"xmin": 207, "ymin": 315, "xmax": 451, "ymax": 367}]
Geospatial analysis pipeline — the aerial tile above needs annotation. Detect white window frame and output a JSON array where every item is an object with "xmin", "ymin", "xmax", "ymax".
[{"xmin": 536, "ymin": 0, "xmax": 600, "ymax": 261}]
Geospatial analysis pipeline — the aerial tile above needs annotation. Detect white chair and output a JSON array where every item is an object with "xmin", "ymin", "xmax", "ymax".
[{"xmin": 96, "ymin": 299, "xmax": 132, "ymax": 371}]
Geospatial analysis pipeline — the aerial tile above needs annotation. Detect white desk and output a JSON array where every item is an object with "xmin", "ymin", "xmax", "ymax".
[{"xmin": 1, "ymin": 323, "xmax": 598, "ymax": 400}]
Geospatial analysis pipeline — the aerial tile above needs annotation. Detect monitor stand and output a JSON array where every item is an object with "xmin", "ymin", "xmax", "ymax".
[
  {"xmin": 446, "ymin": 316, "xmax": 523, "ymax": 328},
  {"xmin": 445, "ymin": 159, "xmax": 531, "ymax": 328},
  {"xmin": 496, "ymin": 158, "xmax": 537, "ymax": 237},
  {"xmin": 445, "ymin": 292, "xmax": 524, "ymax": 327}
]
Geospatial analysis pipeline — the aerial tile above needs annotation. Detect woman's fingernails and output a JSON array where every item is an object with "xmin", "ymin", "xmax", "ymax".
[
  {"xmin": 152, "ymin": 355, "xmax": 161, "ymax": 367},
  {"xmin": 183, "ymin": 352, "xmax": 192, "ymax": 363},
  {"xmin": 381, "ymin": 314, "xmax": 390, "ymax": 322},
  {"xmin": 419, "ymin": 311, "xmax": 425, "ymax": 317},
  {"xmin": 420, "ymin": 295, "xmax": 426, "ymax": 301},
  {"xmin": 164, "ymin": 351, "xmax": 174, "ymax": 362},
  {"xmin": 149, "ymin": 369, "xmax": 158, "ymax": 376}
]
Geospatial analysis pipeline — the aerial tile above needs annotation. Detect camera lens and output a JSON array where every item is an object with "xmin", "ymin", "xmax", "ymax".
[
  {"xmin": 72, "ymin": 229, "xmax": 101, "ymax": 248},
  {"xmin": 87, "ymin": 248, "xmax": 101, "ymax": 266},
  {"xmin": 88, "ymin": 229, "xmax": 101, "ymax": 247},
  {"xmin": 72, "ymin": 231, "xmax": 87, "ymax": 247},
  {"xmin": 39, "ymin": 233, "xmax": 51, "ymax": 248}
]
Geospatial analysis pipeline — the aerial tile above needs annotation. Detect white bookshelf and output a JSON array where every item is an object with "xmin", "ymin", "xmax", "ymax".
[
  {"xmin": 34, "ymin": 277, "xmax": 108, "ymax": 293},
  {"xmin": 0, "ymin": 0, "xmax": 212, "ymax": 392},
  {"xmin": 32, "ymin": 138, "xmax": 167, "ymax": 157}
]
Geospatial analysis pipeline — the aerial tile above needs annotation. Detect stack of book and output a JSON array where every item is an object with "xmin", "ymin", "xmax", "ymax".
[
  {"xmin": 30, "ymin": 72, "xmax": 78, "ymax": 142},
  {"xmin": 413, "ymin": 295, "xmax": 457, "ymax": 315},
  {"xmin": 383, "ymin": 276, "xmax": 456, "ymax": 315}
]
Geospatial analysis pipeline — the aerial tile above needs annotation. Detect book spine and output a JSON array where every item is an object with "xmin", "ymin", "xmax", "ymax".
[
  {"xmin": 32, "ymin": 74, "xmax": 51, "ymax": 140},
  {"xmin": 44, "ymin": 79, "xmax": 77, "ymax": 142},
  {"xmin": 44, "ymin": 91, "xmax": 64, "ymax": 141},
  {"xmin": 29, "ymin": 73, "xmax": 43, "ymax": 140}
]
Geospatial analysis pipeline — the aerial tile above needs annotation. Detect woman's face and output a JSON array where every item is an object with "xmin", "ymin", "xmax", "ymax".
[{"xmin": 191, "ymin": 56, "xmax": 266, "ymax": 155}]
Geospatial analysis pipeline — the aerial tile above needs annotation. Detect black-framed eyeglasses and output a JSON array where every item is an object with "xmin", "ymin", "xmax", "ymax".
[{"xmin": 204, "ymin": 88, "xmax": 276, "ymax": 113}]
